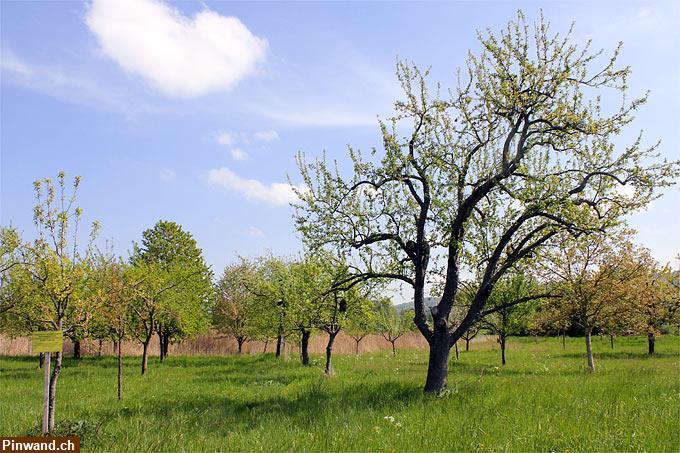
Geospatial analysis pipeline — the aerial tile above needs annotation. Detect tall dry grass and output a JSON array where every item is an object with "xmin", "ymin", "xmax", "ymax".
[{"xmin": 0, "ymin": 331, "xmax": 496, "ymax": 357}]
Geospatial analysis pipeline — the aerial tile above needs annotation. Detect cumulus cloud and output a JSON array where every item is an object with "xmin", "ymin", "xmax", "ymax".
[
  {"xmin": 253, "ymin": 129, "xmax": 279, "ymax": 142},
  {"xmin": 207, "ymin": 167, "xmax": 304, "ymax": 205},
  {"xmin": 229, "ymin": 148, "xmax": 248, "ymax": 161},
  {"xmin": 85, "ymin": 0, "xmax": 268, "ymax": 97}
]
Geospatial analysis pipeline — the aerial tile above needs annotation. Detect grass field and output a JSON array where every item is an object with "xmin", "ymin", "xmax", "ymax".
[{"xmin": 1, "ymin": 335, "xmax": 679, "ymax": 452}]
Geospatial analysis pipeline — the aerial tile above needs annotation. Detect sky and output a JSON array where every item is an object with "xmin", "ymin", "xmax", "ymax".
[{"xmin": 1, "ymin": 0, "xmax": 679, "ymax": 277}]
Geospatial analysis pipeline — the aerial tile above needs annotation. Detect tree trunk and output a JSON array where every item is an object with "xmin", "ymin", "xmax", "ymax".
[
  {"xmin": 113, "ymin": 340, "xmax": 119, "ymax": 355},
  {"xmin": 275, "ymin": 333, "xmax": 285, "ymax": 358},
  {"xmin": 648, "ymin": 332, "xmax": 655, "ymax": 354},
  {"xmin": 424, "ymin": 332, "xmax": 451, "ymax": 394},
  {"xmin": 141, "ymin": 340, "xmax": 150, "ymax": 375},
  {"xmin": 98, "ymin": 339, "xmax": 103, "ymax": 356},
  {"xmin": 158, "ymin": 332, "xmax": 165, "ymax": 363},
  {"xmin": 39, "ymin": 352, "xmax": 45, "ymax": 369},
  {"xmin": 300, "ymin": 329, "xmax": 310, "ymax": 365},
  {"xmin": 117, "ymin": 337, "xmax": 123, "ymax": 400},
  {"xmin": 263, "ymin": 338, "xmax": 269, "ymax": 353},
  {"xmin": 237, "ymin": 338, "xmax": 244, "ymax": 354},
  {"xmin": 562, "ymin": 330, "xmax": 566, "ymax": 350},
  {"xmin": 390, "ymin": 340, "xmax": 396, "ymax": 356},
  {"xmin": 325, "ymin": 331, "xmax": 338, "ymax": 376},
  {"xmin": 73, "ymin": 340, "xmax": 81, "ymax": 359},
  {"xmin": 47, "ymin": 350, "xmax": 62, "ymax": 432},
  {"xmin": 500, "ymin": 335, "xmax": 507, "ymax": 365},
  {"xmin": 454, "ymin": 342, "xmax": 459, "ymax": 360},
  {"xmin": 585, "ymin": 328, "xmax": 595, "ymax": 372},
  {"xmin": 354, "ymin": 338, "xmax": 361, "ymax": 355},
  {"xmin": 465, "ymin": 337, "xmax": 470, "ymax": 351},
  {"xmin": 609, "ymin": 334, "xmax": 614, "ymax": 350},
  {"xmin": 162, "ymin": 332, "xmax": 170, "ymax": 357}
]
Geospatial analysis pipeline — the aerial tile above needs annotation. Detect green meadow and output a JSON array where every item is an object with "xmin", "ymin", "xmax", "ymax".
[{"xmin": 1, "ymin": 336, "xmax": 679, "ymax": 452}]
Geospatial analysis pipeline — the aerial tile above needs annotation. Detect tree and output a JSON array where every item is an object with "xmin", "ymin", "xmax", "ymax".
[
  {"xmin": 126, "ymin": 261, "xmax": 196, "ymax": 374},
  {"xmin": 132, "ymin": 221, "xmax": 213, "ymax": 361},
  {"xmin": 483, "ymin": 272, "xmax": 540, "ymax": 365},
  {"xmin": 0, "ymin": 227, "xmax": 22, "ymax": 315},
  {"xmin": 294, "ymin": 12, "xmax": 678, "ymax": 392},
  {"xmin": 88, "ymin": 249, "xmax": 134, "ymax": 399},
  {"xmin": 282, "ymin": 257, "xmax": 332, "ymax": 365},
  {"xmin": 538, "ymin": 231, "xmax": 648, "ymax": 371},
  {"xmin": 213, "ymin": 259, "xmax": 261, "ymax": 354},
  {"xmin": 376, "ymin": 300, "xmax": 414, "ymax": 355},
  {"xmin": 346, "ymin": 300, "xmax": 379, "ymax": 355},
  {"xmin": 9, "ymin": 172, "xmax": 99, "ymax": 431},
  {"xmin": 633, "ymin": 256, "xmax": 680, "ymax": 354},
  {"xmin": 318, "ymin": 265, "xmax": 376, "ymax": 375}
]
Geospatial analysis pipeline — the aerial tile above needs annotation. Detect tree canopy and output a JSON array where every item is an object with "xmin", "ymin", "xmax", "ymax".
[{"xmin": 294, "ymin": 12, "xmax": 679, "ymax": 392}]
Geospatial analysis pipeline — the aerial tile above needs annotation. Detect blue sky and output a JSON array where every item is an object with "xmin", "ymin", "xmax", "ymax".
[{"xmin": 1, "ymin": 0, "xmax": 678, "ymax": 275}]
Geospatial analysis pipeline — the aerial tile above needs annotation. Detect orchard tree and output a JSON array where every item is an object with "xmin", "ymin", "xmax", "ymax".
[
  {"xmin": 376, "ymin": 300, "xmax": 414, "ymax": 355},
  {"xmin": 539, "ymin": 231, "xmax": 649, "ymax": 371},
  {"xmin": 346, "ymin": 301, "xmax": 379, "ymax": 355},
  {"xmin": 482, "ymin": 272, "xmax": 542, "ymax": 365},
  {"xmin": 280, "ymin": 256, "xmax": 333, "ymax": 365},
  {"xmin": 294, "ymin": 13, "xmax": 679, "ymax": 392},
  {"xmin": 633, "ymin": 256, "xmax": 680, "ymax": 354},
  {"xmin": 127, "ymin": 261, "xmax": 196, "ymax": 374},
  {"xmin": 132, "ymin": 221, "xmax": 212, "ymax": 360},
  {"xmin": 0, "ymin": 227, "xmax": 22, "ymax": 315},
  {"xmin": 10, "ymin": 173, "xmax": 99, "ymax": 431},
  {"xmin": 88, "ymin": 250, "xmax": 134, "ymax": 399},
  {"xmin": 319, "ymin": 265, "xmax": 376, "ymax": 375},
  {"xmin": 256, "ymin": 256, "xmax": 292, "ymax": 358},
  {"xmin": 213, "ymin": 259, "xmax": 261, "ymax": 354}
]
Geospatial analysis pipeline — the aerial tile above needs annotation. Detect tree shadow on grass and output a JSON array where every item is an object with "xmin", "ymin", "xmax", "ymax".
[
  {"xmin": 96, "ymin": 380, "xmax": 424, "ymax": 441},
  {"xmin": 448, "ymin": 358, "xmax": 602, "ymax": 379}
]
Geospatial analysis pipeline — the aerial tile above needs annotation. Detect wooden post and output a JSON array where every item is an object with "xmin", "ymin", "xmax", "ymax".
[{"xmin": 42, "ymin": 352, "xmax": 50, "ymax": 435}]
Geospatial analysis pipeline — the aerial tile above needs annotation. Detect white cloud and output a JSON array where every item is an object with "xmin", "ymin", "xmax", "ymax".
[
  {"xmin": 217, "ymin": 132, "xmax": 234, "ymax": 147},
  {"xmin": 85, "ymin": 0, "xmax": 268, "ymax": 97},
  {"xmin": 207, "ymin": 167, "xmax": 304, "ymax": 205},
  {"xmin": 247, "ymin": 226, "xmax": 265, "ymax": 237},
  {"xmin": 229, "ymin": 148, "xmax": 248, "ymax": 161},
  {"xmin": 253, "ymin": 129, "xmax": 279, "ymax": 142},
  {"xmin": 0, "ymin": 49, "xmax": 33, "ymax": 75},
  {"xmin": 0, "ymin": 48, "xmax": 161, "ymax": 117},
  {"xmin": 160, "ymin": 168, "xmax": 175, "ymax": 181}
]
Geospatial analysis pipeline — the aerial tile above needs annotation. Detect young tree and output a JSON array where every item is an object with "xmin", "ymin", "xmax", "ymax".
[
  {"xmin": 256, "ymin": 256, "xmax": 292, "ymax": 358},
  {"xmin": 633, "ymin": 257, "xmax": 680, "ymax": 354},
  {"xmin": 127, "ymin": 261, "xmax": 193, "ymax": 374},
  {"xmin": 539, "ymin": 232, "xmax": 648, "ymax": 371},
  {"xmin": 132, "ymin": 221, "xmax": 213, "ymax": 361},
  {"xmin": 213, "ymin": 259, "xmax": 261, "ymax": 354},
  {"xmin": 0, "ymin": 227, "xmax": 22, "ymax": 315},
  {"xmin": 345, "ymin": 301, "xmax": 379, "ymax": 355},
  {"xmin": 483, "ymin": 272, "xmax": 541, "ymax": 365},
  {"xmin": 376, "ymin": 301, "xmax": 414, "ymax": 355},
  {"xmin": 319, "ymin": 268, "xmax": 376, "ymax": 375},
  {"xmin": 294, "ymin": 13, "xmax": 678, "ymax": 392},
  {"xmin": 89, "ymin": 250, "xmax": 134, "ymax": 399},
  {"xmin": 10, "ymin": 173, "xmax": 99, "ymax": 431},
  {"xmin": 283, "ymin": 257, "xmax": 332, "ymax": 365}
]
